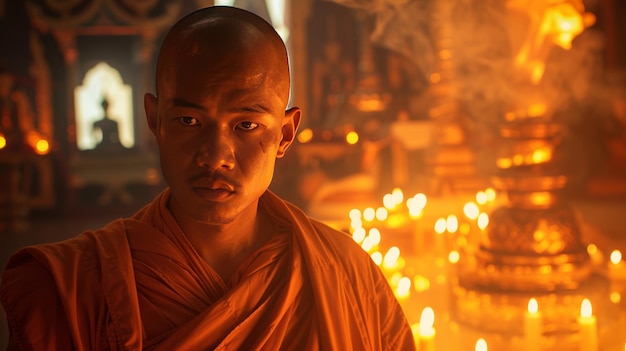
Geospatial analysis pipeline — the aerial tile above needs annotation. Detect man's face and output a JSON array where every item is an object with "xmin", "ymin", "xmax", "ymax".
[{"xmin": 146, "ymin": 39, "xmax": 298, "ymax": 225}]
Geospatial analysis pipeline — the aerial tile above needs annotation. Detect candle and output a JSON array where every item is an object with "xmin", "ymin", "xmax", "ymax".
[
  {"xmin": 417, "ymin": 307, "xmax": 436, "ymax": 351},
  {"xmin": 475, "ymin": 338, "xmax": 487, "ymax": 351},
  {"xmin": 608, "ymin": 250, "xmax": 626, "ymax": 280},
  {"xmin": 578, "ymin": 298, "xmax": 598, "ymax": 351},
  {"xmin": 524, "ymin": 298, "xmax": 542, "ymax": 351}
]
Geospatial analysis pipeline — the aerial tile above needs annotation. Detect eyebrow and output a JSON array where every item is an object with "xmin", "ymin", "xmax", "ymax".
[{"xmin": 170, "ymin": 98, "xmax": 206, "ymax": 111}]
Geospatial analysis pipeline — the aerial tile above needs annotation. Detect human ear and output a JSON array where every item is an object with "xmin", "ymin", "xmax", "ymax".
[
  {"xmin": 277, "ymin": 107, "xmax": 301, "ymax": 158},
  {"xmin": 144, "ymin": 93, "xmax": 158, "ymax": 135}
]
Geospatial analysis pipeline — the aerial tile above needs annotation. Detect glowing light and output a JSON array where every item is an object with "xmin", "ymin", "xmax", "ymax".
[
  {"xmin": 497, "ymin": 157, "xmax": 513, "ymax": 169},
  {"xmin": 485, "ymin": 188, "xmax": 496, "ymax": 202},
  {"xmin": 34, "ymin": 139, "xmax": 50, "ymax": 155},
  {"xmin": 419, "ymin": 307, "xmax": 435, "ymax": 335},
  {"xmin": 363, "ymin": 207, "xmax": 376, "ymax": 221},
  {"xmin": 395, "ymin": 277, "xmax": 411, "ymax": 299},
  {"xmin": 361, "ymin": 236, "xmax": 376, "ymax": 252},
  {"xmin": 476, "ymin": 191, "xmax": 488, "ymax": 205},
  {"xmin": 477, "ymin": 212, "xmax": 489, "ymax": 230},
  {"xmin": 412, "ymin": 193, "xmax": 428, "ymax": 208},
  {"xmin": 434, "ymin": 218, "xmax": 447, "ymax": 234},
  {"xmin": 527, "ymin": 103, "xmax": 547, "ymax": 117},
  {"xmin": 391, "ymin": 188, "xmax": 404, "ymax": 205},
  {"xmin": 610, "ymin": 292, "xmax": 621, "ymax": 304},
  {"xmin": 352, "ymin": 228, "xmax": 366, "ymax": 244},
  {"xmin": 297, "ymin": 128, "xmax": 313, "ymax": 143},
  {"xmin": 580, "ymin": 298, "xmax": 592, "ymax": 318},
  {"xmin": 429, "ymin": 73, "xmax": 441, "ymax": 83},
  {"xmin": 383, "ymin": 246, "xmax": 401, "ymax": 269},
  {"xmin": 413, "ymin": 275, "xmax": 431, "ymax": 292},
  {"xmin": 368, "ymin": 228, "xmax": 381, "ymax": 246},
  {"xmin": 446, "ymin": 215, "xmax": 459, "ymax": 233},
  {"xmin": 0, "ymin": 134, "xmax": 6, "ymax": 149},
  {"xmin": 463, "ymin": 202, "xmax": 480, "ymax": 220},
  {"xmin": 383, "ymin": 193, "xmax": 396, "ymax": 210},
  {"xmin": 370, "ymin": 251, "xmax": 383, "ymax": 266},
  {"xmin": 475, "ymin": 338, "xmax": 488, "ymax": 351},
  {"xmin": 610, "ymin": 250, "xmax": 622, "ymax": 265},
  {"xmin": 586, "ymin": 244, "xmax": 598, "ymax": 256},
  {"xmin": 532, "ymin": 148, "xmax": 552, "ymax": 164},
  {"xmin": 375, "ymin": 207, "xmax": 388, "ymax": 221},
  {"xmin": 528, "ymin": 298, "xmax": 538, "ymax": 314},
  {"xmin": 350, "ymin": 218, "xmax": 363, "ymax": 230},
  {"xmin": 349, "ymin": 208, "xmax": 361, "ymax": 221},
  {"xmin": 346, "ymin": 131, "xmax": 359, "ymax": 145},
  {"xmin": 448, "ymin": 250, "xmax": 460, "ymax": 264}
]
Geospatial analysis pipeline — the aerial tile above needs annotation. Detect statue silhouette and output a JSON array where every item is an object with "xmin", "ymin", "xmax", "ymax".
[{"xmin": 92, "ymin": 97, "xmax": 125, "ymax": 151}]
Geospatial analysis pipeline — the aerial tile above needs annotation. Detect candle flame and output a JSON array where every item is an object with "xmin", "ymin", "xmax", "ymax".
[
  {"xmin": 383, "ymin": 194, "xmax": 396, "ymax": 210},
  {"xmin": 391, "ymin": 188, "xmax": 404, "ymax": 205},
  {"xmin": 419, "ymin": 307, "xmax": 435, "ymax": 333},
  {"xmin": 368, "ymin": 228, "xmax": 381, "ymax": 245},
  {"xmin": 395, "ymin": 277, "xmax": 411, "ymax": 298},
  {"xmin": 610, "ymin": 250, "xmax": 622, "ymax": 265},
  {"xmin": 446, "ymin": 215, "xmax": 459, "ymax": 233},
  {"xmin": 464, "ymin": 202, "xmax": 480, "ymax": 220},
  {"xmin": 580, "ymin": 298, "xmax": 592, "ymax": 318},
  {"xmin": 349, "ymin": 209, "xmax": 361, "ymax": 221},
  {"xmin": 528, "ymin": 298, "xmax": 538, "ymax": 314},
  {"xmin": 363, "ymin": 207, "xmax": 376, "ymax": 221},
  {"xmin": 475, "ymin": 338, "xmax": 488, "ymax": 351},
  {"xmin": 485, "ymin": 188, "xmax": 496, "ymax": 202},
  {"xmin": 370, "ymin": 251, "xmax": 383, "ymax": 266},
  {"xmin": 375, "ymin": 207, "xmax": 388, "ymax": 221},
  {"xmin": 383, "ymin": 246, "xmax": 401, "ymax": 269},
  {"xmin": 351, "ymin": 228, "xmax": 366, "ymax": 244},
  {"xmin": 477, "ymin": 212, "xmax": 489, "ymax": 230},
  {"xmin": 345, "ymin": 131, "xmax": 359, "ymax": 145},
  {"xmin": 476, "ymin": 191, "xmax": 488, "ymax": 205},
  {"xmin": 448, "ymin": 250, "xmax": 460, "ymax": 264},
  {"xmin": 434, "ymin": 218, "xmax": 447, "ymax": 234},
  {"xmin": 586, "ymin": 244, "xmax": 598, "ymax": 256},
  {"xmin": 297, "ymin": 128, "xmax": 313, "ymax": 143}
]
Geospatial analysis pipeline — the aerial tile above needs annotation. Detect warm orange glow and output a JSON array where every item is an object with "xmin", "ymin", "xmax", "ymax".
[
  {"xmin": 527, "ymin": 103, "xmax": 547, "ymax": 117},
  {"xmin": 368, "ymin": 228, "xmax": 381, "ymax": 246},
  {"xmin": 459, "ymin": 223, "xmax": 471, "ymax": 235},
  {"xmin": 413, "ymin": 275, "xmax": 431, "ymax": 292},
  {"xmin": 580, "ymin": 298, "xmax": 593, "ymax": 318},
  {"xmin": 475, "ymin": 338, "xmax": 488, "ymax": 351},
  {"xmin": 297, "ymin": 128, "xmax": 313, "ymax": 143},
  {"xmin": 0, "ymin": 134, "xmax": 6, "ymax": 149},
  {"xmin": 485, "ymin": 188, "xmax": 496, "ymax": 202},
  {"xmin": 476, "ymin": 191, "xmax": 487, "ymax": 205},
  {"xmin": 360, "ymin": 236, "xmax": 376, "ymax": 252},
  {"xmin": 464, "ymin": 202, "xmax": 480, "ymax": 220},
  {"xmin": 391, "ymin": 188, "xmax": 404, "ymax": 205},
  {"xmin": 439, "ymin": 49, "xmax": 451, "ymax": 60},
  {"xmin": 352, "ymin": 228, "xmax": 366, "ymax": 244},
  {"xmin": 448, "ymin": 250, "xmax": 460, "ymax": 264},
  {"xmin": 419, "ymin": 307, "xmax": 435, "ymax": 336},
  {"xmin": 530, "ymin": 192, "xmax": 552, "ymax": 206},
  {"xmin": 429, "ymin": 73, "xmax": 441, "ymax": 83},
  {"xmin": 434, "ymin": 218, "xmax": 447, "ymax": 234},
  {"xmin": 610, "ymin": 250, "xmax": 623, "ymax": 265},
  {"xmin": 346, "ymin": 131, "xmax": 359, "ymax": 145},
  {"xmin": 446, "ymin": 215, "xmax": 459, "ymax": 233},
  {"xmin": 477, "ymin": 212, "xmax": 489, "ymax": 230},
  {"xmin": 610, "ymin": 292, "xmax": 621, "ymax": 304},
  {"xmin": 349, "ymin": 208, "xmax": 361, "ymax": 221},
  {"xmin": 375, "ymin": 207, "xmax": 388, "ymax": 221},
  {"xmin": 350, "ymin": 218, "xmax": 363, "ymax": 230},
  {"xmin": 395, "ymin": 277, "xmax": 411, "ymax": 299},
  {"xmin": 497, "ymin": 157, "xmax": 513, "ymax": 169},
  {"xmin": 34, "ymin": 139, "xmax": 50, "ymax": 155},
  {"xmin": 531, "ymin": 148, "xmax": 552, "ymax": 164},
  {"xmin": 528, "ymin": 298, "xmax": 539, "ymax": 314},
  {"xmin": 363, "ymin": 207, "xmax": 376, "ymax": 221},
  {"xmin": 383, "ymin": 246, "xmax": 401, "ymax": 269},
  {"xmin": 586, "ymin": 244, "xmax": 598, "ymax": 256},
  {"xmin": 383, "ymin": 193, "xmax": 397, "ymax": 210},
  {"xmin": 370, "ymin": 251, "xmax": 383, "ymax": 266}
]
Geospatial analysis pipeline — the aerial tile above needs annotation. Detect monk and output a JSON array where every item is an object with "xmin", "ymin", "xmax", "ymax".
[{"xmin": 0, "ymin": 6, "xmax": 415, "ymax": 350}]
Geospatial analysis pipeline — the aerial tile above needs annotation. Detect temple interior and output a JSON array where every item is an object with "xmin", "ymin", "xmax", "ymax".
[{"xmin": 1, "ymin": 0, "xmax": 626, "ymax": 350}]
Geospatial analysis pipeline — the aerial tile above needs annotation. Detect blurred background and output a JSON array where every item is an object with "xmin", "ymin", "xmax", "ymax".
[{"xmin": 1, "ymin": 0, "xmax": 625, "ymax": 349}]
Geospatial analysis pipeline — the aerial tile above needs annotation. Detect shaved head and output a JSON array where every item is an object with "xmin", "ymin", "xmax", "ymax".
[{"xmin": 155, "ymin": 6, "xmax": 291, "ymax": 104}]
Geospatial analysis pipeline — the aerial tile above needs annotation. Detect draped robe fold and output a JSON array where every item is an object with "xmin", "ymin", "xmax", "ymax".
[{"xmin": 1, "ymin": 189, "xmax": 415, "ymax": 350}]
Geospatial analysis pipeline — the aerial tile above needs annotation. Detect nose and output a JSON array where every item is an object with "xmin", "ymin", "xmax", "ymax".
[{"xmin": 195, "ymin": 128, "xmax": 235, "ymax": 170}]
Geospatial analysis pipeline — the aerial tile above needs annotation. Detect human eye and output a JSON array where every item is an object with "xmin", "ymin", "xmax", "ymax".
[
  {"xmin": 179, "ymin": 116, "xmax": 199, "ymax": 126},
  {"xmin": 235, "ymin": 121, "xmax": 260, "ymax": 131}
]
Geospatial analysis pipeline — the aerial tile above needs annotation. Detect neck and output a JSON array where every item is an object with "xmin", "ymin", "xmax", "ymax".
[{"xmin": 173, "ymin": 201, "xmax": 273, "ymax": 281}]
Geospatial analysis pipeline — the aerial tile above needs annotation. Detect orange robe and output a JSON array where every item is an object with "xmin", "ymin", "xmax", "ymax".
[{"xmin": 1, "ymin": 189, "xmax": 415, "ymax": 350}]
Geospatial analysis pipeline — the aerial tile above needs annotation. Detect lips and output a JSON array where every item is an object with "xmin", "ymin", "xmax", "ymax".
[{"xmin": 190, "ymin": 177, "xmax": 236, "ymax": 202}]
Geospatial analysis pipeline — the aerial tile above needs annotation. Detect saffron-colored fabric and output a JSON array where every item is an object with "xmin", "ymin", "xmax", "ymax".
[{"xmin": 1, "ymin": 189, "xmax": 415, "ymax": 350}]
